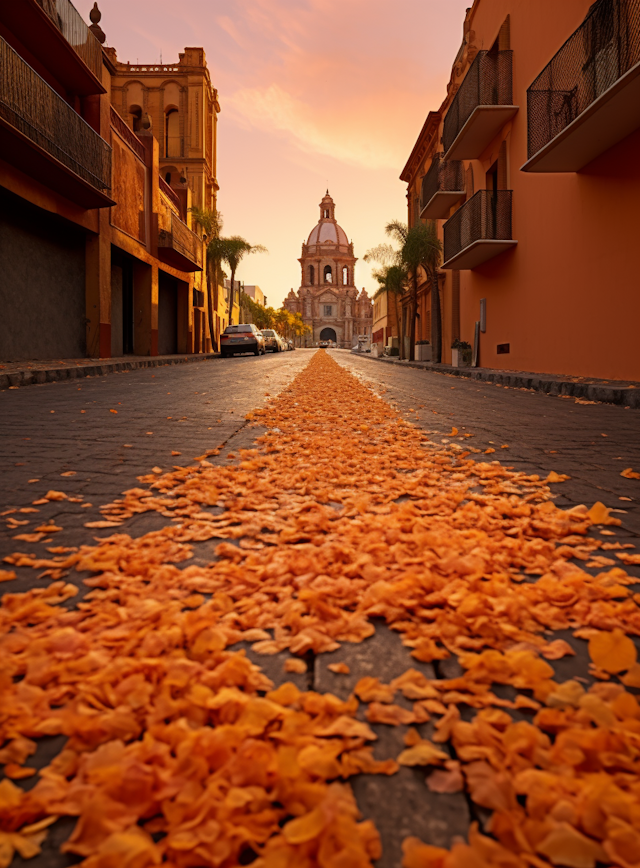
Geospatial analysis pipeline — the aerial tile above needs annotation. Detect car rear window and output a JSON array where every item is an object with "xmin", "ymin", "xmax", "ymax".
[
  {"xmin": 224, "ymin": 325, "xmax": 253, "ymax": 334},
  {"xmin": 261, "ymin": 330, "xmax": 275, "ymax": 336}
]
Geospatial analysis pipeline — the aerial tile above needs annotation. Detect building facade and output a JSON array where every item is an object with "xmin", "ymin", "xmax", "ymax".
[
  {"xmin": 284, "ymin": 192, "xmax": 372, "ymax": 347},
  {"xmin": 0, "ymin": 0, "xmax": 219, "ymax": 361},
  {"xmin": 400, "ymin": 0, "xmax": 640, "ymax": 380}
]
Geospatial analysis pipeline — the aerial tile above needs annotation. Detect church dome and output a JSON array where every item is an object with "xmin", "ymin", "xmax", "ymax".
[
  {"xmin": 307, "ymin": 221, "xmax": 349, "ymax": 246},
  {"xmin": 306, "ymin": 191, "xmax": 350, "ymax": 248}
]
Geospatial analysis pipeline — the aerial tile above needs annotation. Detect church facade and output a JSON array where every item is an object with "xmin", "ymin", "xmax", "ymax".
[{"xmin": 284, "ymin": 193, "xmax": 373, "ymax": 348}]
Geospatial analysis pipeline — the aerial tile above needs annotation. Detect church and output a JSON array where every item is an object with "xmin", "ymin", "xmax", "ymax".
[{"xmin": 284, "ymin": 192, "xmax": 373, "ymax": 348}]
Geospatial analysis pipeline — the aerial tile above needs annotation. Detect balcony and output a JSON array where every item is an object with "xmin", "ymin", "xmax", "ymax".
[
  {"xmin": 157, "ymin": 212, "xmax": 203, "ymax": 273},
  {"xmin": 420, "ymin": 154, "xmax": 465, "ymax": 219},
  {"xmin": 443, "ymin": 50, "xmax": 518, "ymax": 161},
  {"xmin": 442, "ymin": 190, "xmax": 517, "ymax": 270},
  {"xmin": 0, "ymin": 36, "xmax": 113, "ymax": 208},
  {"xmin": 0, "ymin": 0, "xmax": 104, "ymax": 95},
  {"xmin": 522, "ymin": 0, "xmax": 640, "ymax": 172}
]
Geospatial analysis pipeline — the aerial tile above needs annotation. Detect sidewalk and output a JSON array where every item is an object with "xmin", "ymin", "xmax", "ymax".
[
  {"xmin": 349, "ymin": 350, "xmax": 640, "ymax": 409},
  {"xmin": 0, "ymin": 352, "xmax": 219, "ymax": 390}
]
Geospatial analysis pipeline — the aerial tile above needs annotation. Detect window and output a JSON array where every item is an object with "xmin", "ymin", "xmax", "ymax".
[
  {"xmin": 324, "ymin": 265, "xmax": 332, "ymax": 283},
  {"xmin": 165, "ymin": 108, "xmax": 179, "ymax": 157},
  {"xmin": 129, "ymin": 105, "xmax": 142, "ymax": 132},
  {"xmin": 309, "ymin": 265, "xmax": 315, "ymax": 285},
  {"xmin": 342, "ymin": 266, "xmax": 348, "ymax": 285},
  {"xmin": 323, "ymin": 209, "xmax": 330, "ymax": 218},
  {"xmin": 323, "ymin": 305, "xmax": 333, "ymax": 317}
]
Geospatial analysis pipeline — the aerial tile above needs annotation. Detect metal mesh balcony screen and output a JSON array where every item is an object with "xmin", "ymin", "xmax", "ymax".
[
  {"xmin": 443, "ymin": 190, "xmax": 513, "ymax": 263},
  {"xmin": 38, "ymin": 0, "xmax": 103, "ymax": 80},
  {"xmin": 421, "ymin": 154, "xmax": 465, "ymax": 209},
  {"xmin": 527, "ymin": 0, "xmax": 640, "ymax": 159},
  {"xmin": 443, "ymin": 50, "xmax": 514, "ymax": 154},
  {"xmin": 158, "ymin": 212, "xmax": 202, "ymax": 268},
  {"xmin": 0, "ymin": 36, "xmax": 111, "ymax": 192}
]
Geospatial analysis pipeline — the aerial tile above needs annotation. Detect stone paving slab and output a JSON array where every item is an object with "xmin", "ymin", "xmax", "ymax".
[
  {"xmin": 0, "ymin": 352, "xmax": 220, "ymax": 390},
  {"xmin": 351, "ymin": 350, "xmax": 640, "ymax": 409}
]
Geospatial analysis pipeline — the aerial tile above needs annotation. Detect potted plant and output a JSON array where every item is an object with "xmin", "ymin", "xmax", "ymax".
[
  {"xmin": 415, "ymin": 340, "xmax": 432, "ymax": 362},
  {"xmin": 451, "ymin": 339, "xmax": 472, "ymax": 367}
]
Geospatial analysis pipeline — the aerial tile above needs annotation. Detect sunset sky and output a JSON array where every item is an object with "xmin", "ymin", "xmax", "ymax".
[{"xmin": 78, "ymin": 0, "xmax": 471, "ymax": 308}]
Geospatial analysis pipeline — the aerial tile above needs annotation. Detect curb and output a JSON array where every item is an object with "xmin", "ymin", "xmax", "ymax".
[
  {"xmin": 350, "ymin": 352, "xmax": 640, "ymax": 409},
  {"xmin": 0, "ymin": 353, "xmax": 220, "ymax": 390}
]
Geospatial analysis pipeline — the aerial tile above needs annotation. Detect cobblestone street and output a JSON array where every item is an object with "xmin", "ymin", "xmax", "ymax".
[{"xmin": 2, "ymin": 349, "xmax": 640, "ymax": 868}]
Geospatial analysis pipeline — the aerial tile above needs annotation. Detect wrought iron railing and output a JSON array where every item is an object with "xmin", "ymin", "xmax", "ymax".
[
  {"xmin": 443, "ymin": 50, "xmax": 514, "ymax": 154},
  {"xmin": 443, "ymin": 190, "xmax": 513, "ymax": 263},
  {"xmin": 158, "ymin": 176, "xmax": 181, "ymax": 212},
  {"xmin": 0, "ymin": 36, "xmax": 111, "ymax": 193},
  {"xmin": 37, "ymin": 0, "xmax": 103, "ymax": 80},
  {"xmin": 158, "ymin": 211, "xmax": 202, "ymax": 269},
  {"xmin": 421, "ymin": 154, "xmax": 465, "ymax": 210},
  {"xmin": 526, "ymin": 0, "xmax": 640, "ymax": 160},
  {"xmin": 110, "ymin": 106, "xmax": 146, "ymax": 161}
]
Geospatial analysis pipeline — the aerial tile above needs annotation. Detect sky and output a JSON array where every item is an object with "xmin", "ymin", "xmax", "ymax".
[{"xmin": 78, "ymin": 0, "xmax": 471, "ymax": 308}]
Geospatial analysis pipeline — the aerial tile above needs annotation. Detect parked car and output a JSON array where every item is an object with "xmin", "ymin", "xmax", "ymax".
[
  {"xmin": 287, "ymin": 340, "xmax": 295, "ymax": 351},
  {"xmin": 220, "ymin": 323, "xmax": 265, "ymax": 357},
  {"xmin": 261, "ymin": 329, "xmax": 285, "ymax": 352}
]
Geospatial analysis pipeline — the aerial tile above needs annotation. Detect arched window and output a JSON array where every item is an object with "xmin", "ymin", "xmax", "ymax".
[
  {"xmin": 342, "ymin": 266, "xmax": 348, "ymax": 285},
  {"xmin": 323, "ymin": 209, "xmax": 330, "ymax": 218},
  {"xmin": 129, "ymin": 105, "xmax": 142, "ymax": 132},
  {"xmin": 165, "ymin": 108, "xmax": 180, "ymax": 157},
  {"xmin": 309, "ymin": 265, "xmax": 315, "ymax": 285},
  {"xmin": 324, "ymin": 265, "xmax": 332, "ymax": 284}
]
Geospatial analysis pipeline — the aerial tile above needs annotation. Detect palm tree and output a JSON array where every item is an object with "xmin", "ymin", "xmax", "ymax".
[
  {"xmin": 211, "ymin": 237, "xmax": 267, "ymax": 324},
  {"xmin": 364, "ymin": 231, "xmax": 408, "ymax": 358},
  {"xmin": 189, "ymin": 205, "xmax": 223, "ymax": 350},
  {"xmin": 371, "ymin": 263, "xmax": 408, "ymax": 356},
  {"xmin": 404, "ymin": 221, "xmax": 443, "ymax": 363},
  {"xmin": 383, "ymin": 220, "xmax": 442, "ymax": 363}
]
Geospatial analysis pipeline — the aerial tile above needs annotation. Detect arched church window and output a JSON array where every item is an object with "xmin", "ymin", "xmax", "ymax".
[
  {"xmin": 323, "ymin": 209, "xmax": 330, "ymax": 218},
  {"xmin": 342, "ymin": 266, "xmax": 348, "ymax": 285},
  {"xmin": 309, "ymin": 265, "xmax": 315, "ymax": 285},
  {"xmin": 165, "ymin": 108, "xmax": 180, "ymax": 157},
  {"xmin": 324, "ymin": 265, "xmax": 333, "ymax": 283}
]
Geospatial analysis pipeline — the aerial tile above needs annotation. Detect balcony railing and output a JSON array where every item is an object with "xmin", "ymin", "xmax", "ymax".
[
  {"xmin": 0, "ymin": 36, "xmax": 112, "ymax": 202},
  {"xmin": 443, "ymin": 50, "xmax": 517, "ymax": 160},
  {"xmin": 420, "ymin": 154, "xmax": 465, "ymax": 219},
  {"xmin": 158, "ymin": 175, "xmax": 182, "ymax": 212},
  {"xmin": 110, "ymin": 106, "xmax": 146, "ymax": 161},
  {"xmin": 37, "ymin": 0, "xmax": 103, "ymax": 81},
  {"xmin": 158, "ymin": 211, "xmax": 203, "ymax": 272},
  {"xmin": 442, "ymin": 190, "xmax": 517, "ymax": 270},
  {"xmin": 523, "ymin": 0, "xmax": 640, "ymax": 171}
]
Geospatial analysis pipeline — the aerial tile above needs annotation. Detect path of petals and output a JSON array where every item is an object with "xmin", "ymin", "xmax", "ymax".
[{"xmin": 2, "ymin": 351, "xmax": 640, "ymax": 868}]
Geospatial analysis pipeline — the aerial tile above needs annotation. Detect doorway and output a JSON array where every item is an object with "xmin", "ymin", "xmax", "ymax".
[
  {"xmin": 158, "ymin": 272, "xmax": 178, "ymax": 355},
  {"xmin": 320, "ymin": 327, "xmax": 337, "ymax": 343}
]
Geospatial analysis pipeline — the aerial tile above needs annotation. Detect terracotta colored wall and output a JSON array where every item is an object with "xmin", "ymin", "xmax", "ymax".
[{"xmin": 455, "ymin": 0, "xmax": 640, "ymax": 381}]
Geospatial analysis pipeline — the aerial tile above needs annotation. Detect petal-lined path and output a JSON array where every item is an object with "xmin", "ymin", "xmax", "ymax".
[{"xmin": 1, "ymin": 350, "xmax": 640, "ymax": 868}]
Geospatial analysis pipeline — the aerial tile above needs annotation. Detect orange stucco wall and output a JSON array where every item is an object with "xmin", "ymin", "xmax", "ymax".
[{"xmin": 405, "ymin": 0, "xmax": 640, "ymax": 381}]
